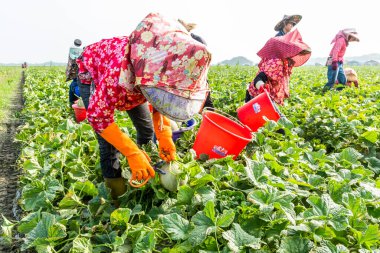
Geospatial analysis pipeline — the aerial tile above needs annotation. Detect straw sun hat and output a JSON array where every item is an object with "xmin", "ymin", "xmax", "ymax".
[
  {"xmin": 178, "ymin": 19, "xmax": 197, "ymax": 32},
  {"xmin": 274, "ymin": 15, "xmax": 302, "ymax": 31},
  {"xmin": 343, "ymin": 28, "xmax": 360, "ymax": 42}
]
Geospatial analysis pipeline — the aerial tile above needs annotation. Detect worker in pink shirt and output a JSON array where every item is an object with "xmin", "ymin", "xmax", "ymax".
[{"xmin": 323, "ymin": 28, "xmax": 360, "ymax": 92}]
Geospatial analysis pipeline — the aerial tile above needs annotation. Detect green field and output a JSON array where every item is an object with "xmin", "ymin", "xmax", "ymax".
[
  {"xmin": 0, "ymin": 67, "xmax": 22, "ymax": 124},
  {"xmin": 1, "ymin": 66, "xmax": 380, "ymax": 252}
]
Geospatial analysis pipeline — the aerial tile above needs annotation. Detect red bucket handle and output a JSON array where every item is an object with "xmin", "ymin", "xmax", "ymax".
[{"xmin": 203, "ymin": 107, "xmax": 253, "ymax": 133}]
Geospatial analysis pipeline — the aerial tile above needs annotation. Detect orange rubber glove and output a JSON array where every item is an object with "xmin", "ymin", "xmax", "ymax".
[
  {"xmin": 100, "ymin": 123, "xmax": 155, "ymax": 181},
  {"xmin": 153, "ymin": 112, "xmax": 176, "ymax": 162}
]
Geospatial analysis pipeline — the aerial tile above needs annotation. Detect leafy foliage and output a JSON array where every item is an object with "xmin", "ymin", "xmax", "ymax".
[{"xmin": 1, "ymin": 66, "xmax": 380, "ymax": 252}]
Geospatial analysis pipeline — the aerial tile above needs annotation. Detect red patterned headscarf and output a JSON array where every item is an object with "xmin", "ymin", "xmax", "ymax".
[
  {"xmin": 127, "ymin": 13, "xmax": 212, "ymax": 121},
  {"xmin": 257, "ymin": 29, "xmax": 311, "ymax": 67}
]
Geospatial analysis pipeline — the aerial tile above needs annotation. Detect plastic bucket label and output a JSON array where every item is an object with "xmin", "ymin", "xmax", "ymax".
[
  {"xmin": 212, "ymin": 145, "xmax": 228, "ymax": 157},
  {"xmin": 237, "ymin": 92, "xmax": 281, "ymax": 132},
  {"xmin": 253, "ymin": 103, "xmax": 261, "ymax": 113}
]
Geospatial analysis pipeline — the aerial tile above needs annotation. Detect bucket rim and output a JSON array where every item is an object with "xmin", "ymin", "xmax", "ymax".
[
  {"xmin": 202, "ymin": 110, "xmax": 253, "ymax": 142},
  {"xmin": 237, "ymin": 91, "xmax": 280, "ymax": 117},
  {"xmin": 72, "ymin": 103, "xmax": 86, "ymax": 110}
]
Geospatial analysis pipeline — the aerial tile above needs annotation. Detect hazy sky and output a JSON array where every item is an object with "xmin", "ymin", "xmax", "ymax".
[{"xmin": 1, "ymin": 0, "xmax": 378, "ymax": 64}]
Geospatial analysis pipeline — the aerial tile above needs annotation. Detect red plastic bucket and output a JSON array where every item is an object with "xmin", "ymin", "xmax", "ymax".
[
  {"xmin": 72, "ymin": 104, "xmax": 87, "ymax": 123},
  {"xmin": 192, "ymin": 110, "xmax": 252, "ymax": 160},
  {"xmin": 237, "ymin": 92, "xmax": 281, "ymax": 132}
]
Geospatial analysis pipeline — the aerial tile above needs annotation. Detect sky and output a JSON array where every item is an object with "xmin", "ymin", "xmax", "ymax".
[{"xmin": 1, "ymin": 0, "xmax": 378, "ymax": 64}]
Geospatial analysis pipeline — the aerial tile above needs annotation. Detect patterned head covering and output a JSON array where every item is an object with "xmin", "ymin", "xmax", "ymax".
[
  {"xmin": 129, "ymin": 13, "xmax": 212, "ymax": 121},
  {"xmin": 257, "ymin": 29, "xmax": 311, "ymax": 67}
]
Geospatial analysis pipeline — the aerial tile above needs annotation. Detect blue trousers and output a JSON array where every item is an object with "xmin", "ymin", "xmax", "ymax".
[
  {"xmin": 69, "ymin": 78, "xmax": 80, "ymax": 105},
  {"xmin": 323, "ymin": 63, "xmax": 347, "ymax": 91}
]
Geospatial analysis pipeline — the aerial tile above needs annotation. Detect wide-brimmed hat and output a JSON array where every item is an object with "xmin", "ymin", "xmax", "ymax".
[
  {"xmin": 343, "ymin": 28, "xmax": 360, "ymax": 42},
  {"xmin": 274, "ymin": 15, "xmax": 302, "ymax": 31},
  {"xmin": 178, "ymin": 19, "xmax": 197, "ymax": 32},
  {"xmin": 129, "ymin": 13, "xmax": 211, "ymax": 121},
  {"xmin": 331, "ymin": 28, "xmax": 360, "ymax": 44}
]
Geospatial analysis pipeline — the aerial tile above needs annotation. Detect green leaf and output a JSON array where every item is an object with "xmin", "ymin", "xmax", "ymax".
[
  {"xmin": 361, "ymin": 130, "xmax": 378, "ymax": 143},
  {"xmin": 58, "ymin": 190, "xmax": 84, "ymax": 209},
  {"xmin": 328, "ymin": 179, "xmax": 351, "ymax": 204},
  {"xmin": 70, "ymin": 237, "xmax": 93, "ymax": 253},
  {"xmin": 57, "ymin": 119, "xmax": 76, "ymax": 132},
  {"xmin": 22, "ymin": 177, "xmax": 64, "ymax": 211},
  {"xmin": 188, "ymin": 211, "xmax": 216, "ymax": 246},
  {"xmin": 263, "ymin": 153, "xmax": 276, "ymax": 161},
  {"xmin": 338, "ymin": 148, "xmax": 362, "ymax": 164},
  {"xmin": 190, "ymin": 174, "xmax": 215, "ymax": 187},
  {"xmin": 222, "ymin": 223, "xmax": 260, "ymax": 252},
  {"xmin": 24, "ymin": 212, "xmax": 66, "ymax": 249},
  {"xmin": 342, "ymin": 193, "xmax": 367, "ymax": 230},
  {"xmin": 278, "ymin": 236, "xmax": 313, "ymax": 253},
  {"xmin": 133, "ymin": 231, "xmax": 155, "ymax": 253},
  {"xmin": 110, "ymin": 208, "xmax": 131, "ymax": 227},
  {"xmin": 176, "ymin": 185, "xmax": 194, "ymax": 205},
  {"xmin": 204, "ymin": 200, "xmax": 216, "ymax": 222},
  {"xmin": 216, "ymin": 210, "xmax": 235, "ymax": 228},
  {"xmin": 193, "ymin": 186, "xmax": 216, "ymax": 205},
  {"xmin": 88, "ymin": 183, "xmax": 112, "ymax": 215},
  {"xmin": 73, "ymin": 180, "xmax": 98, "ymax": 197},
  {"xmin": 192, "ymin": 211, "xmax": 214, "ymax": 227},
  {"xmin": 354, "ymin": 224, "xmax": 380, "ymax": 248},
  {"xmin": 17, "ymin": 212, "xmax": 40, "ymax": 234},
  {"xmin": 188, "ymin": 225, "xmax": 210, "ymax": 246},
  {"xmin": 161, "ymin": 213, "xmax": 191, "ymax": 241},
  {"xmin": 23, "ymin": 158, "xmax": 42, "ymax": 177},
  {"xmin": 35, "ymin": 245, "xmax": 56, "ymax": 253},
  {"xmin": 314, "ymin": 240, "xmax": 349, "ymax": 253},
  {"xmin": 247, "ymin": 185, "xmax": 295, "ymax": 210},
  {"xmin": 1, "ymin": 215, "xmax": 15, "ymax": 245},
  {"xmin": 360, "ymin": 183, "xmax": 380, "ymax": 199},
  {"xmin": 162, "ymin": 244, "xmax": 191, "ymax": 252},
  {"xmin": 304, "ymin": 194, "xmax": 351, "ymax": 231},
  {"xmin": 366, "ymin": 157, "xmax": 380, "ymax": 174},
  {"xmin": 244, "ymin": 158, "xmax": 271, "ymax": 186}
]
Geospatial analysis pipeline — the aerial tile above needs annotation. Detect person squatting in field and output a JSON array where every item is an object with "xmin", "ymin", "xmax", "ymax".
[
  {"xmin": 76, "ymin": 13, "xmax": 211, "ymax": 204},
  {"xmin": 322, "ymin": 28, "xmax": 360, "ymax": 92},
  {"xmin": 344, "ymin": 68, "xmax": 359, "ymax": 87},
  {"xmin": 245, "ymin": 29, "xmax": 311, "ymax": 109},
  {"xmin": 66, "ymin": 39, "xmax": 84, "ymax": 106}
]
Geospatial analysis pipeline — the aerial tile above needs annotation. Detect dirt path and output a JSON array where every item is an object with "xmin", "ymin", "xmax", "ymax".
[{"xmin": 0, "ymin": 71, "xmax": 24, "ymax": 253}]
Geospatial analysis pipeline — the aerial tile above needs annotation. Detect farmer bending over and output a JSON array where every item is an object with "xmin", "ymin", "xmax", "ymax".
[
  {"xmin": 322, "ymin": 28, "xmax": 359, "ymax": 92},
  {"xmin": 245, "ymin": 29, "xmax": 311, "ymax": 108},
  {"xmin": 76, "ymin": 13, "xmax": 211, "ymax": 204}
]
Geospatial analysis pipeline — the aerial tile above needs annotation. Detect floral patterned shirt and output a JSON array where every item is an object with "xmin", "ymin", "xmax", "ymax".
[
  {"xmin": 248, "ymin": 58, "xmax": 293, "ymax": 105},
  {"xmin": 76, "ymin": 36, "xmax": 146, "ymax": 133}
]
